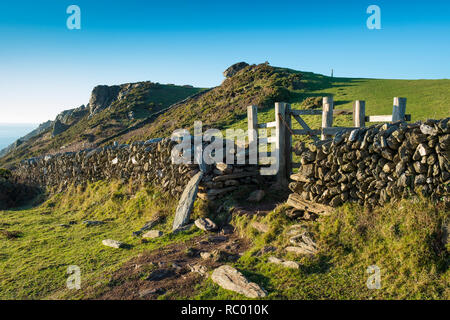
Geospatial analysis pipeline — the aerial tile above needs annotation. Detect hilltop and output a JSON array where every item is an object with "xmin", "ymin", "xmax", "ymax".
[{"xmin": 1, "ymin": 62, "xmax": 449, "ymax": 168}]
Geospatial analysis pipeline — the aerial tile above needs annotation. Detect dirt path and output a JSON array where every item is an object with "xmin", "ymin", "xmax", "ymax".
[{"xmin": 96, "ymin": 231, "xmax": 251, "ymax": 300}]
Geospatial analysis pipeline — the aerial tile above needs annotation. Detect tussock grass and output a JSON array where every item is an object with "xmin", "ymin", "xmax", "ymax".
[{"xmin": 195, "ymin": 197, "xmax": 449, "ymax": 300}]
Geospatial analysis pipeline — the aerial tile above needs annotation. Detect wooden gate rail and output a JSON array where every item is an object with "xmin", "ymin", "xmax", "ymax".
[{"xmin": 247, "ymin": 96, "xmax": 411, "ymax": 187}]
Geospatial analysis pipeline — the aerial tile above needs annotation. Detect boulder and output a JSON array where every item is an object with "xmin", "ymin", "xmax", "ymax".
[
  {"xmin": 223, "ymin": 62, "xmax": 249, "ymax": 78},
  {"xmin": 102, "ymin": 239, "xmax": 126, "ymax": 249},
  {"xmin": 211, "ymin": 265, "xmax": 267, "ymax": 298},
  {"xmin": 194, "ymin": 218, "xmax": 217, "ymax": 232},
  {"xmin": 142, "ymin": 230, "xmax": 163, "ymax": 239},
  {"xmin": 268, "ymin": 256, "xmax": 300, "ymax": 269}
]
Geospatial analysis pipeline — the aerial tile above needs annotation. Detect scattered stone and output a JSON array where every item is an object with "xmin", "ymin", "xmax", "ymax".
[
  {"xmin": 211, "ymin": 265, "xmax": 267, "ymax": 298},
  {"xmin": 194, "ymin": 218, "xmax": 217, "ymax": 232},
  {"xmin": 188, "ymin": 264, "xmax": 208, "ymax": 276},
  {"xmin": 268, "ymin": 256, "xmax": 300, "ymax": 269},
  {"xmin": 247, "ymin": 190, "xmax": 265, "ymax": 202},
  {"xmin": 142, "ymin": 230, "xmax": 163, "ymax": 239},
  {"xmin": 173, "ymin": 223, "xmax": 194, "ymax": 234},
  {"xmin": 102, "ymin": 239, "xmax": 126, "ymax": 249},
  {"xmin": 146, "ymin": 269, "xmax": 174, "ymax": 281},
  {"xmin": 286, "ymin": 232, "xmax": 318, "ymax": 255},
  {"xmin": 132, "ymin": 215, "xmax": 163, "ymax": 236},
  {"xmin": 200, "ymin": 252, "xmax": 214, "ymax": 260}
]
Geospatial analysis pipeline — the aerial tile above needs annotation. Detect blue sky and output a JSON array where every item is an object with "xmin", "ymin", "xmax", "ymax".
[{"xmin": 0, "ymin": 0, "xmax": 449, "ymax": 123}]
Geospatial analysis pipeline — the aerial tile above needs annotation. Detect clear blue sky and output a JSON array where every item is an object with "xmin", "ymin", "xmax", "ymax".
[{"xmin": 0, "ymin": 0, "xmax": 449, "ymax": 123}]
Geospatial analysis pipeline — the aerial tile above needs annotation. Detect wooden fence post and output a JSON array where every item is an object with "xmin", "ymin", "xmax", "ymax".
[
  {"xmin": 392, "ymin": 97, "xmax": 407, "ymax": 122},
  {"xmin": 275, "ymin": 102, "xmax": 288, "ymax": 187},
  {"xmin": 321, "ymin": 96, "xmax": 334, "ymax": 140},
  {"xmin": 247, "ymin": 105, "xmax": 258, "ymax": 165},
  {"xmin": 353, "ymin": 100, "xmax": 366, "ymax": 128},
  {"xmin": 285, "ymin": 104, "xmax": 292, "ymax": 178}
]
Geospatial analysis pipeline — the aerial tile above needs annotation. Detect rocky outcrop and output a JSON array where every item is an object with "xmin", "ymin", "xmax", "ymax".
[
  {"xmin": 223, "ymin": 62, "xmax": 249, "ymax": 78},
  {"xmin": 88, "ymin": 85, "xmax": 121, "ymax": 115},
  {"xmin": 88, "ymin": 82, "xmax": 147, "ymax": 116},
  {"xmin": 52, "ymin": 119, "xmax": 70, "ymax": 137},
  {"xmin": 288, "ymin": 118, "xmax": 450, "ymax": 209}
]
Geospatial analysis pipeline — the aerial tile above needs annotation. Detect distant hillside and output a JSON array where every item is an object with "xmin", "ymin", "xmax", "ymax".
[
  {"xmin": 114, "ymin": 64, "xmax": 450, "ymax": 144},
  {"xmin": 0, "ymin": 82, "xmax": 204, "ymax": 168},
  {"xmin": 1, "ymin": 62, "xmax": 449, "ymax": 168}
]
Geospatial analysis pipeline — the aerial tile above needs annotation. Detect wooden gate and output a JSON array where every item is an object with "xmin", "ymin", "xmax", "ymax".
[{"xmin": 248, "ymin": 97, "xmax": 410, "ymax": 187}]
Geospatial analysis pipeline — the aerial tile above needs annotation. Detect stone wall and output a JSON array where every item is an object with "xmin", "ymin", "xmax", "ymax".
[
  {"xmin": 12, "ymin": 138, "xmax": 270, "ymax": 200},
  {"xmin": 290, "ymin": 118, "xmax": 450, "ymax": 208},
  {"xmin": 12, "ymin": 138, "xmax": 198, "ymax": 197}
]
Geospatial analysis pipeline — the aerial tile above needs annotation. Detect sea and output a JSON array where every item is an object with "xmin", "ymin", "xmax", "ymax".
[{"xmin": 0, "ymin": 123, "xmax": 38, "ymax": 150}]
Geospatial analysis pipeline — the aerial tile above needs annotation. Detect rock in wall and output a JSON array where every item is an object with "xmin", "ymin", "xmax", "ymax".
[{"xmin": 290, "ymin": 118, "xmax": 450, "ymax": 208}]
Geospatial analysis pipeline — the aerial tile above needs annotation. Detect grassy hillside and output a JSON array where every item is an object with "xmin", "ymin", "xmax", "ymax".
[
  {"xmin": 0, "ymin": 181, "xmax": 447, "ymax": 299},
  {"xmin": 0, "ymin": 83, "xmax": 203, "ymax": 168},
  {"xmin": 1, "ymin": 63, "xmax": 448, "ymax": 167}
]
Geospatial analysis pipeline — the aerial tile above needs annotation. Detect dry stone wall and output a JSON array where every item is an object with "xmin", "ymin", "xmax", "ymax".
[
  {"xmin": 13, "ymin": 138, "xmax": 199, "ymax": 197},
  {"xmin": 290, "ymin": 118, "xmax": 450, "ymax": 208},
  {"xmin": 12, "ymin": 138, "xmax": 270, "ymax": 200}
]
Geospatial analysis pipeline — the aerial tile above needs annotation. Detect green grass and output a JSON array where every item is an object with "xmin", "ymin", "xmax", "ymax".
[
  {"xmin": 194, "ymin": 197, "xmax": 449, "ymax": 300},
  {"xmin": 0, "ymin": 180, "xmax": 202, "ymax": 299}
]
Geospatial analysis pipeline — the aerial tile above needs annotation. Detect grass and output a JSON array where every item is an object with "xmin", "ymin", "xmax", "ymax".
[
  {"xmin": 194, "ymin": 197, "xmax": 449, "ymax": 300},
  {"xmin": 0, "ymin": 180, "xmax": 202, "ymax": 299},
  {"xmin": 0, "ymin": 180, "xmax": 448, "ymax": 300}
]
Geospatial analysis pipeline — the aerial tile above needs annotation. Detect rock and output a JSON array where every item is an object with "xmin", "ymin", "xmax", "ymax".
[
  {"xmin": 383, "ymin": 162, "xmax": 395, "ymax": 173},
  {"xmin": 172, "ymin": 171, "xmax": 204, "ymax": 230},
  {"xmin": 52, "ymin": 119, "xmax": 69, "ymax": 137},
  {"xmin": 420, "ymin": 123, "xmax": 438, "ymax": 136},
  {"xmin": 132, "ymin": 215, "xmax": 164, "ymax": 237},
  {"xmin": 215, "ymin": 163, "xmax": 233, "ymax": 174},
  {"xmin": 247, "ymin": 190, "xmax": 265, "ymax": 202},
  {"xmin": 172, "ymin": 223, "xmax": 194, "ymax": 234},
  {"xmin": 89, "ymin": 84, "xmax": 121, "ymax": 115},
  {"xmin": 223, "ymin": 62, "xmax": 249, "ymax": 78},
  {"xmin": 200, "ymin": 252, "xmax": 214, "ymax": 260},
  {"xmin": 286, "ymin": 232, "xmax": 318, "ymax": 255},
  {"xmin": 102, "ymin": 239, "xmax": 126, "ymax": 249},
  {"xmin": 251, "ymin": 221, "xmax": 270, "ymax": 233},
  {"xmin": 211, "ymin": 265, "xmax": 267, "ymax": 298},
  {"xmin": 142, "ymin": 230, "xmax": 163, "ymax": 239},
  {"xmin": 139, "ymin": 288, "xmax": 166, "ymax": 298},
  {"xmin": 188, "ymin": 264, "xmax": 208, "ymax": 276},
  {"xmin": 195, "ymin": 218, "xmax": 217, "ymax": 232},
  {"xmin": 146, "ymin": 269, "xmax": 174, "ymax": 281},
  {"xmin": 268, "ymin": 256, "xmax": 300, "ymax": 269}
]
